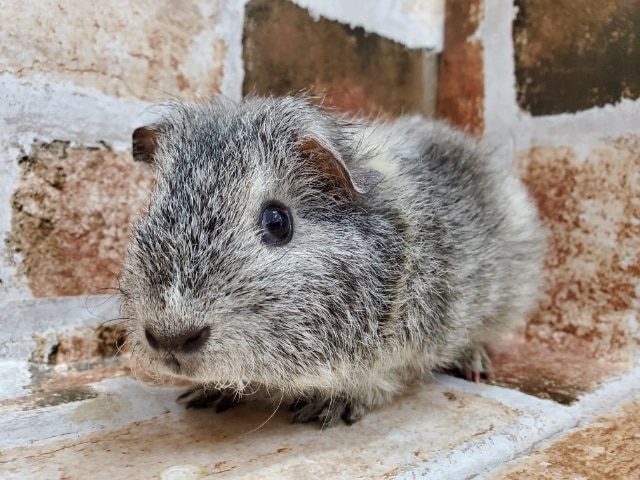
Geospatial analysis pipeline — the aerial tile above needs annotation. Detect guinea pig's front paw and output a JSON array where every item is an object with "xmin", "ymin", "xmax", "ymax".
[
  {"xmin": 455, "ymin": 343, "xmax": 494, "ymax": 383},
  {"xmin": 177, "ymin": 385, "xmax": 240, "ymax": 413},
  {"xmin": 290, "ymin": 396, "xmax": 368, "ymax": 428}
]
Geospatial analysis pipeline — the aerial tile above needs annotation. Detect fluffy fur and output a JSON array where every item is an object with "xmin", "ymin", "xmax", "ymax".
[{"xmin": 120, "ymin": 96, "xmax": 544, "ymax": 427}]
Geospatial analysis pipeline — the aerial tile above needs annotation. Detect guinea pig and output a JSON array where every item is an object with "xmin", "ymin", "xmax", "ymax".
[{"xmin": 120, "ymin": 95, "xmax": 544, "ymax": 428}]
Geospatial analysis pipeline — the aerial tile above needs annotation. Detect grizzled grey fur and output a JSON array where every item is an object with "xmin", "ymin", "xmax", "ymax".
[{"xmin": 120, "ymin": 95, "xmax": 544, "ymax": 428}]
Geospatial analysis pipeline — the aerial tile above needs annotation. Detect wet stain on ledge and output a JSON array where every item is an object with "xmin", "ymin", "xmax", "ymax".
[
  {"xmin": 2, "ymin": 361, "xmax": 128, "ymax": 412},
  {"xmin": 32, "ymin": 386, "xmax": 98, "ymax": 410},
  {"xmin": 489, "ymin": 338, "xmax": 629, "ymax": 405},
  {"xmin": 68, "ymin": 395, "xmax": 129, "ymax": 423},
  {"xmin": 159, "ymin": 465, "xmax": 210, "ymax": 480}
]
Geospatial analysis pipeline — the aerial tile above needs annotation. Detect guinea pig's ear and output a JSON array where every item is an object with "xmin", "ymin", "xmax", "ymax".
[
  {"xmin": 298, "ymin": 136, "xmax": 384, "ymax": 195},
  {"xmin": 132, "ymin": 125, "xmax": 163, "ymax": 164}
]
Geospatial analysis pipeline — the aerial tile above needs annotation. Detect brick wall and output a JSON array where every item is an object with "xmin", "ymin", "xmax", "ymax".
[
  {"xmin": 0, "ymin": 1, "xmax": 244, "ymax": 302},
  {"xmin": 440, "ymin": 0, "xmax": 640, "ymax": 398}
]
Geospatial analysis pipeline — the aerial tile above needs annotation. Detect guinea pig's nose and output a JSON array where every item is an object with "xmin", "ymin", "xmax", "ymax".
[
  {"xmin": 181, "ymin": 326, "xmax": 211, "ymax": 353},
  {"xmin": 144, "ymin": 326, "xmax": 210, "ymax": 353}
]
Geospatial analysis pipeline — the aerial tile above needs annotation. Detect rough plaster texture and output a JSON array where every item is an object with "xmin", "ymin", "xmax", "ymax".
[
  {"xmin": 520, "ymin": 142, "xmax": 640, "ymax": 362},
  {"xmin": 8, "ymin": 142, "xmax": 154, "ymax": 297},
  {"xmin": 30, "ymin": 323, "xmax": 126, "ymax": 366},
  {"xmin": 243, "ymin": 0, "xmax": 437, "ymax": 117},
  {"xmin": 0, "ymin": 75, "xmax": 153, "ymax": 151},
  {"xmin": 0, "ymin": 145, "xmax": 26, "ymax": 297},
  {"xmin": 0, "ymin": 295, "xmax": 120, "ymax": 361},
  {"xmin": 527, "ymin": 131, "xmax": 640, "ymax": 359},
  {"xmin": 0, "ymin": 0, "xmax": 227, "ymax": 101}
]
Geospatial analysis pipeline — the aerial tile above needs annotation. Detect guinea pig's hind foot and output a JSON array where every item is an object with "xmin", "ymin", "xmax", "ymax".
[
  {"xmin": 455, "ymin": 344, "xmax": 494, "ymax": 383},
  {"xmin": 291, "ymin": 396, "xmax": 367, "ymax": 429},
  {"xmin": 177, "ymin": 385, "xmax": 240, "ymax": 413}
]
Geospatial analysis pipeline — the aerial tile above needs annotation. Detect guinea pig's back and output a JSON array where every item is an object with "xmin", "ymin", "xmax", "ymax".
[{"xmin": 358, "ymin": 116, "xmax": 545, "ymax": 352}]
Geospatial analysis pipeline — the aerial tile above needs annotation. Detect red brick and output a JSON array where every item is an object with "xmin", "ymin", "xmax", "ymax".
[
  {"xmin": 437, "ymin": 0, "xmax": 484, "ymax": 136},
  {"xmin": 8, "ymin": 142, "xmax": 153, "ymax": 297}
]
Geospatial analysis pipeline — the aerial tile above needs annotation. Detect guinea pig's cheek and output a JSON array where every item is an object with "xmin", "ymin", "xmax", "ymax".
[{"xmin": 128, "ymin": 329, "xmax": 148, "ymax": 357}]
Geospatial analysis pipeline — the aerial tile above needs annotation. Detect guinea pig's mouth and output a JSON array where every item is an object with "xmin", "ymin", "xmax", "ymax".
[
  {"xmin": 158, "ymin": 352, "xmax": 200, "ymax": 378},
  {"xmin": 163, "ymin": 353, "xmax": 181, "ymax": 371}
]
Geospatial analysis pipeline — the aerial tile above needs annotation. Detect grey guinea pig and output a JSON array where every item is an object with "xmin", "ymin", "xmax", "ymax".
[{"xmin": 120, "ymin": 95, "xmax": 544, "ymax": 428}]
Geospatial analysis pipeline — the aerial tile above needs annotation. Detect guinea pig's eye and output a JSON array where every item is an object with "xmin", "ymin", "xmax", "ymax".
[{"xmin": 260, "ymin": 204, "xmax": 293, "ymax": 246}]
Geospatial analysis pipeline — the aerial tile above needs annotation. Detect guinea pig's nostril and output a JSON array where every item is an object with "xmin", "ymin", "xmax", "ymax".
[
  {"xmin": 145, "ymin": 328, "xmax": 160, "ymax": 351},
  {"xmin": 182, "ymin": 326, "xmax": 210, "ymax": 353}
]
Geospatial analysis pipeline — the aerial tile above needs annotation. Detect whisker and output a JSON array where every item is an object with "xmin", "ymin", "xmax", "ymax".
[{"xmin": 244, "ymin": 390, "xmax": 284, "ymax": 435}]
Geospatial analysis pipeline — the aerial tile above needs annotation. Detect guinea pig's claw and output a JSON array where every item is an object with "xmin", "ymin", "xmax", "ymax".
[
  {"xmin": 214, "ymin": 392, "xmax": 240, "ymax": 413},
  {"xmin": 291, "ymin": 397, "xmax": 366, "ymax": 428},
  {"xmin": 177, "ymin": 385, "xmax": 239, "ymax": 412},
  {"xmin": 456, "ymin": 344, "xmax": 494, "ymax": 384}
]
